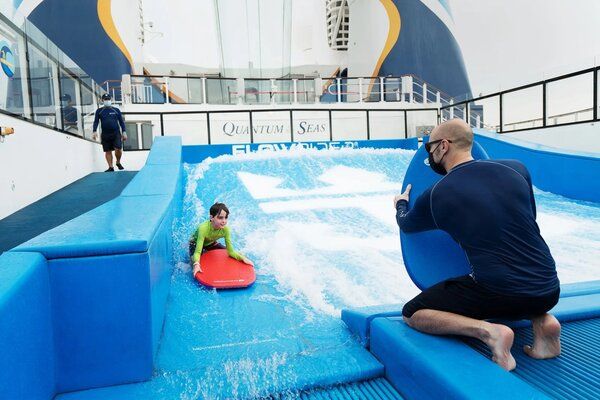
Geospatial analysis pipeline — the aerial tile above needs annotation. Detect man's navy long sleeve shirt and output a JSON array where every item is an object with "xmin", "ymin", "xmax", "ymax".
[{"xmin": 396, "ymin": 159, "xmax": 559, "ymax": 297}]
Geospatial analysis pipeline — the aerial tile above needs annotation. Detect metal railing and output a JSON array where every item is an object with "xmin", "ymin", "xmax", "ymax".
[
  {"xmin": 441, "ymin": 66, "xmax": 600, "ymax": 133},
  {"xmin": 120, "ymin": 107, "xmax": 440, "ymax": 150},
  {"xmin": 123, "ymin": 74, "xmax": 452, "ymax": 106}
]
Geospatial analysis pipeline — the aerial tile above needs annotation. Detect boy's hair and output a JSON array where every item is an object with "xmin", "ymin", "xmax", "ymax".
[{"xmin": 209, "ymin": 202, "xmax": 229, "ymax": 217}]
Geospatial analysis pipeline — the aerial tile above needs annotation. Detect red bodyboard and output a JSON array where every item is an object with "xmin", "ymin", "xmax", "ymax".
[{"xmin": 195, "ymin": 249, "xmax": 256, "ymax": 289}]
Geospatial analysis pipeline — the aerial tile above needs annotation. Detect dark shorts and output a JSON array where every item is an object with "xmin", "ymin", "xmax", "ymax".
[
  {"xmin": 188, "ymin": 240, "xmax": 225, "ymax": 258},
  {"xmin": 101, "ymin": 133, "xmax": 123, "ymax": 152},
  {"xmin": 402, "ymin": 275, "xmax": 560, "ymax": 320}
]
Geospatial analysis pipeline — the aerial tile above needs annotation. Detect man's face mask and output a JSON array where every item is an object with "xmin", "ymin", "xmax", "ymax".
[
  {"xmin": 103, "ymin": 100, "xmax": 112, "ymax": 107},
  {"xmin": 425, "ymin": 138, "xmax": 452, "ymax": 175}
]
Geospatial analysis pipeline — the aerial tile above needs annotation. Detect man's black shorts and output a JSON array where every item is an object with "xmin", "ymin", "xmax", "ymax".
[
  {"xmin": 402, "ymin": 275, "xmax": 560, "ymax": 320},
  {"xmin": 101, "ymin": 133, "xmax": 123, "ymax": 152}
]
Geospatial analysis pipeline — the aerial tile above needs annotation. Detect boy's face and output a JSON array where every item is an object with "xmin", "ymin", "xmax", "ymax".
[{"xmin": 210, "ymin": 210, "xmax": 229, "ymax": 229}]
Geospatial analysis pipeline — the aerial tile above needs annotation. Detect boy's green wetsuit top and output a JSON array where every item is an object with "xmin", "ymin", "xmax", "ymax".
[{"xmin": 192, "ymin": 220, "xmax": 244, "ymax": 263}]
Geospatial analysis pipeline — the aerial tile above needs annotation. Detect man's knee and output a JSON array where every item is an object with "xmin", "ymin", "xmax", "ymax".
[{"xmin": 402, "ymin": 298, "xmax": 420, "ymax": 320}]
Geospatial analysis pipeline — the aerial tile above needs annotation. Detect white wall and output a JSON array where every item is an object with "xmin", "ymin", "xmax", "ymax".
[
  {"xmin": 504, "ymin": 122, "xmax": 600, "ymax": 154},
  {"xmin": 451, "ymin": 0, "xmax": 600, "ymax": 97},
  {"xmin": 0, "ymin": 114, "xmax": 108, "ymax": 219},
  {"xmin": 346, "ymin": 1, "xmax": 390, "ymax": 77}
]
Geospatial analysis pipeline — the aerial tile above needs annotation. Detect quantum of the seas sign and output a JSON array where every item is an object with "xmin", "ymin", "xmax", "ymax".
[{"xmin": 222, "ymin": 121, "xmax": 328, "ymax": 136}]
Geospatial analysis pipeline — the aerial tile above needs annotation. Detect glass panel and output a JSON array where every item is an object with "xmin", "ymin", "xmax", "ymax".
[
  {"xmin": 546, "ymin": 72, "xmax": 594, "ymax": 126},
  {"xmin": 342, "ymin": 78, "xmax": 360, "ymax": 103},
  {"xmin": 124, "ymin": 122, "xmax": 138, "ymax": 150},
  {"xmin": 369, "ymin": 111, "xmax": 405, "ymax": 139},
  {"xmin": 29, "ymin": 45, "xmax": 56, "ymax": 127},
  {"xmin": 205, "ymin": 78, "xmax": 237, "ymax": 104},
  {"xmin": 502, "ymin": 85, "xmax": 543, "ymax": 131},
  {"xmin": 361, "ymin": 77, "xmax": 381, "ymax": 102},
  {"xmin": 406, "ymin": 110, "xmax": 438, "ymax": 138},
  {"xmin": 80, "ymin": 84, "xmax": 96, "ymax": 139},
  {"xmin": 296, "ymin": 79, "xmax": 316, "ymax": 104},
  {"xmin": 273, "ymin": 79, "xmax": 292, "ymax": 104},
  {"xmin": 244, "ymin": 79, "xmax": 271, "ymax": 104},
  {"xmin": 131, "ymin": 76, "xmax": 166, "ymax": 104},
  {"xmin": 320, "ymin": 78, "xmax": 339, "ymax": 103},
  {"xmin": 383, "ymin": 77, "xmax": 402, "ymax": 102},
  {"xmin": 59, "ymin": 69, "xmax": 80, "ymax": 134},
  {"xmin": 167, "ymin": 76, "xmax": 204, "ymax": 104},
  {"xmin": 470, "ymin": 96, "xmax": 500, "ymax": 132},
  {"xmin": 0, "ymin": 19, "xmax": 26, "ymax": 117},
  {"xmin": 141, "ymin": 123, "xmax": 153, "ymax": 149}
]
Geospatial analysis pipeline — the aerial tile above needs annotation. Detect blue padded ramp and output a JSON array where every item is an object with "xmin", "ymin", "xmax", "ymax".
[
  {"xmin": 14, "ymin": 195, "xmax": 172, "ymax": 259},
  {"xmin": 466, "ymin": 318, "xmax": 600, "ymax": 400},
  {"xmin": 370, "ymin": 317, "xmax": 549, "ymax": 400},
  {"xmin": 560, "ymin": 280, "xmax": 600, "ymax": 298},
  {"xmin": 0, "ymin": 172, "xmax": 136, "ymax": 253},
  {"xmin": 400, "ymin": 141, "xmax": 489, "ymax": 290}
]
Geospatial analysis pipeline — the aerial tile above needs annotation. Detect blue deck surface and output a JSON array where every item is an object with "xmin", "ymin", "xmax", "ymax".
[
  {"xmin": 0, "ymin": 172, "xmax": 136, "ymax": 254},
  {"xmin": 466, "ymin": 318, "xmax": 600, "ymax": 400}
]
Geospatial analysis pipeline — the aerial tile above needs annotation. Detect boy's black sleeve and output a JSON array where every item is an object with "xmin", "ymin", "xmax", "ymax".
[{"xmin": 396, "ymin": 187, "xmax": 437, "ymax": 233}]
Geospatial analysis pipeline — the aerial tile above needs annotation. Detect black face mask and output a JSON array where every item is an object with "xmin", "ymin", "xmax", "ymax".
[{"xmin": 428, "ymin": 151, "xmax": 447, "ymax": 175}]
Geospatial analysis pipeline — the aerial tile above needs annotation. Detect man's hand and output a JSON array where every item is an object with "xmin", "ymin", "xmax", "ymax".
[
  {"xmin": 122, "ymin": 132, "xmax": 127, "ymax": 141},
  {"xmin": 92, "ymin": 132, "xmax": 98, "ymax": 141},
  {"xmin": 241, "ymin": 256, "xmax": 254, "ymax": 267},
  {"xmin": 394, "ymin": 184, "xmax": 412, "ymax": 208},
  {"xmin": 193, "ymin": 261, "xmax": 203, "ymax": 275}
]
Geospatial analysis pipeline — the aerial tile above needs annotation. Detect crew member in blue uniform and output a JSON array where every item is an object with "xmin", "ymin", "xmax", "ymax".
[
  {"xmin": 92, "ymin": 93, "xmax": 127, "ymax": 172},
  {"xmin": 395, "ymin": 119, "xmax": 561, "ymax": 371}
]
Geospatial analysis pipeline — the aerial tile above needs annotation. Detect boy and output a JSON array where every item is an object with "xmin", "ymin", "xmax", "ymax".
[{"xmin": 189, "ymin": 202, "xmax": 253, "ymax": 277}]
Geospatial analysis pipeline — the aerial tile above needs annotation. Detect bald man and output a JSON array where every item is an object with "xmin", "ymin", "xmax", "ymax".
[{"xmin": 394, "ymin": 119, "xmax": 561, "ymax": 371}]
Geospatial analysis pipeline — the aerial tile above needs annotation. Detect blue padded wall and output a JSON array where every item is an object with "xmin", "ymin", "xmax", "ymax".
[
  {"xmin": 474, "ymin": 130, "xmax": 600, "ymax": 203},
  {"xmin": 8, "ymin": 136, "xmax": 183, "ymax": 395},
  {"xmin": 49, "ymin": 253, "xmax": 153, "ymax": 392},
  {"xmin": 0, "ymin": 252, "xmax": 55, "ymax": 400}
]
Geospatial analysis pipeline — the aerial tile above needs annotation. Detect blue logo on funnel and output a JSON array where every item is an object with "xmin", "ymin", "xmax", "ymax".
[{"xmin": 1, "ymin": 44, "xmax": 15, "ymax": 78}]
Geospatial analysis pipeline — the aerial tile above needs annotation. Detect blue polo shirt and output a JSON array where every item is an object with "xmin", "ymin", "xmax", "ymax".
[
  {"xmin": 92, "ymin": 106, "xmax": 126, "ymax": 136},
  {"xmin": 396, "ymin": 159, "xmax": 559, "ymax": 297}
]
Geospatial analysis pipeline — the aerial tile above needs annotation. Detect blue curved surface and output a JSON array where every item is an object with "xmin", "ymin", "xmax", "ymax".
[
  {"xmin": 399, "ymin": 141, "xmax": 489, "ymax": 290},
  {"xmin": 27, "ymin": 0, "xmax": 131, "ymax": 83},
  {"xmin": 474, "ymin": 129, "xmax": 600, "ymax": 203},
  {"xmin": 382, "ymin": 0, "xmax": 471, "ymax": 98}
]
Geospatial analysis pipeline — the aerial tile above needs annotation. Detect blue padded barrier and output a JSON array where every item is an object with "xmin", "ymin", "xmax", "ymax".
[
  {"xmin": 182, "ymin": 138, "xmax": 419, "ymax": 163},
  {"xmin": 0, "ymin": 252, "xmax": 55, "ymax": 400},
  {"xmin": 8, "ymin": 136, "xmax": 182, "ymax": 394},
  {"xmin": 121, "ymin": 164, "xmax": 181, "ymax": 197},
  {"xmin": 370, "ymin": 317, "xmax": 549, "ymax": 400},
  {"xmin": 342, "ymin": 283, "xmax": 600, "ymax": 348},
  {"xmin": 560, "ymin": 280, "xmax": 600, "ymax": 298},
  {"xmin": 474, "ymin": 129, "xmax": 600, "ymax": 203},
  {"xmin": 341, "ymin": 304, "xmax": 404, "ymax": 347}
]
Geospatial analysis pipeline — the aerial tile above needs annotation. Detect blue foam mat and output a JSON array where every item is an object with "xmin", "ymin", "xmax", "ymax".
[{"xmin": 0, "ymin": 172, "xmax": 136, "ymax": 254}]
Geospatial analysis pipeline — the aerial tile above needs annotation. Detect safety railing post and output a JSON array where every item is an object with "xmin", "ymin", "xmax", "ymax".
[
  {"xmin": 358, "ymin": 77, "xmax": 364, "ymax": 103},
  {"xmin": 336, "ymin": 78, "xmax": 342, "ymax": 103},
  {"xmin": 379, "ymin": 77, "xmax": 385, "ymax": 102},
  {"xmin": 164, "ymin": 77, "xmax": 170, "ymax": 104}
]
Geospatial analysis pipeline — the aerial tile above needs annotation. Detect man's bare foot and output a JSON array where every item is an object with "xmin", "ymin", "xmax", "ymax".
[
  {"xmin": 524, "ymin": 314, "xmax": 561, "ymax": 359},
  {"xmin": 484, "ymin": 323, "xmax": 516, "ymax": 371}
]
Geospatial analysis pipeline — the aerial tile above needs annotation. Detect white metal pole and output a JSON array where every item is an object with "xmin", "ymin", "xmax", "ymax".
[
  {"xmin": 164, "ymin": 77, "xmax": 170, "ymax": 104},
  {"xmin": 379, "ymin": 77, "xmax": 385, "ymax": 102},
  {"xmin": 293, "ymin": 79, "xmax": 298, "ymax": 104},
  {"xmin": 358, "ymin": 77, "xmax": 363, "ymax": 103},
  {"xmin": 336, "ymin": 78, "xmax": 342, "ymax": 103}
]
